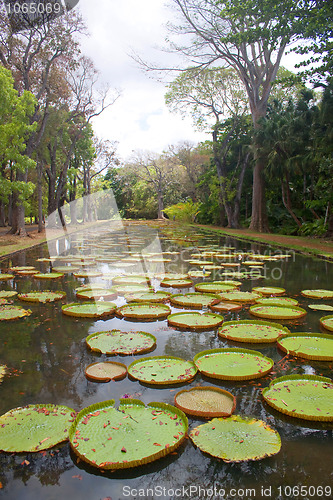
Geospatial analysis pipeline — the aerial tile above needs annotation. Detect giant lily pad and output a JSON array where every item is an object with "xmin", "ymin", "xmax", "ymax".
[
  {"xmin": 277, "ymin": 333, "xmax": 333, "ymax": 361},
  {"xmin": 155, "ymin": 273, "xmax": 189, "ymax": 280},
  {"xmin": 189, "ymin": 415, "xmax": 281, "ymax": 462},
  {"xmin": 0, "ymin": 274, "xmax": 14, "ymax": 281},
  {"xmin": 85, "ymin": 361, "xmax": 127, "ymax": 382},
  {"xmin": 128, "ymin": 356, "xmax": 197, "ymax": 385},
  {"xmin": 262, "ymin": 374, "xmax": 333, "ymax": 421},
  {"xmin": 301, "ymin": 289, "xmax": 333, "ymax": 299},
  {"xmin": 195, "ymin": 282, "xmax": 238, "ymax": 294},
  {"xmin": 168, "ymin": 311, "xmax": 224, "ymax": 330},
  {"xmin": 175, "ymin": 386, "xmax": 236, "ymax": 418},
  {"xmin": 18, "ymin": 291, "xmax": 66, "ymax": 303},
  {"xmin": 252, "ymin": 286, "xmax": 286, "ymax": 295},
  {"xmin": 320, "ymin": 315, "xmax": 333, "ymax": 332},
  {"xmin": 255, "ymin": 296, "xmax": 299, "ymax": 307},
  {"xmin": 73, "ymin": 271, "xmax": 102, "ymax": 278},
  {"xmin": 62, "ymin": 302, "xmax": 117, "ymax": 318},
  {"xmin": 0, "ymin": 404, "xmax": 76, "ymax": 452},
  {"xmin": 114, "ymin": 284, "xmax": 153, "ymax": 295},
  {"xmin": 86, "ymin": 330, "xmax": 156, "ymax": 355},
  {"xmin": 209, "ymin": 301, "xmax": 242, "ymax": 313},
  {"xmin": 126, "ymin": 291, "xmax": 171, "ymax": 303},
  {"xmin": 69, "ymin": 399, "xmax": 188, "ymax": 469},
  {"xmin": 218, "ymin": 291, "xmax": 262, "ymax": 303},
  {"xmin": 170, "ymin": 292, "xmax": 221, "ymax": 309},
  {"xmin": 249, "ymin": 305, "xmax": 307, "ymax": 320},
  {"xmin": 116, "ymin": 303, "xmax": 171, "ymax": 320},
  {"xmin": 9, "ymin": 266, "xmax": 36, "ymax": 272},
  {"xmin": 33, "ymin": 272, "xmax": 64, "ymax": 279},
  {"xmin": 0, "ymin": 305, "xmax": 31, "ymax": 321},
  {"xmin": 76, "ymin": 288, "xmax": 117, "ymax": 301},
  {"xmin": 193, "ymin": 348, "xmax": 274, "ymax": 380},
  {"xmin": 52, "ymin": 266, "xmax": 80, "ymax": 273},
  {"xmin": 218, "ymin": 320, "xmax": 290, "ymax": 343},
  {"xmin": 112, "ymin": 275, "xmax": 151, "ymax": 285},
  {"xmin": 160, "ymin": 278, "xmax": 193, "ymax": 288},
  {"xmin": 0, "ymin": 291, "xmax": 17, "ymax": 298},
  {"xmin": 308, "ymin": 304, "xmax": 333, "ymax": 312}
]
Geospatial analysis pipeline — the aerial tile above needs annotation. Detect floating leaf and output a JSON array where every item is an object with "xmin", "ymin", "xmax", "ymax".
[
  {"xmin": 249, "ymin": 305, "xmax": 307, "ymax": 320},
  {"xmin": 0, "ymin": 404, "xmax": 76, "ymax": 452},
  {"xmin": 85, "ymin": 361, "xmax": 127, "ymax": 382},
  {"xmin": 0, "ymin": 291, "xmax": 17, "ymax": 298},
  {"xmin": 194, "ymin": 282, "xmax": 238, "ymax": 293},
  {"xmin": 86, "ymin": 330, "xmax": 156, "ymax": 355},
  {"xmin": 319, "ymin": 315, "xmax": 333, "ymax": 332},
  {"xmin": 126, "ymin": 291, "xmax": 171, "ymax": 303},
  {"xmin": 73, "ymin": 271, "xmax": 103, "ymax": 278},
  {"xmin": 18, "ymin": 291, "xmax": 66, "ymax": 303},
  {"xmin": 255, "ymin": 296, "xmax": 299, "ymax": 306},
  {"xmin": 218, "ymin": 291, "xmax": 262, "ymax": 303},
  {"xmin": 308, "ymin": 304, "xmax": 333, "ymax": 312},
  {"xmin": 189, "ymin": 415, "xmax": 281, "ymax": 462},
  {"xmin": 262, "ymin": 374, "xmax": 333, "ymax": 421},
  {"xmin": 76, "ymin": 288, "xmax": 117, "ymax": 301},
  {"xmin": 112, "ymin": 275, "xmax": 151, "ymax": 285},
  {"xmin": 277, "ymin": 333, "xmax": 333, "ymax": 361},
  {"xmin": 193, "ymin": 348, "xmax": 274, "ymax": 380},
  {"xmin": 69, "ymin": 399, "xmax": 188, "ymax": 469},
  {"xmin": 128, "ymin": 356, "xmax": 197, "ymax": 385},
  {"xmin": 218, "ymin": 320, "xmax": 290, "ymax": 343},
  {"xmin": 301, "ymin": 289, "xmax": 333, "ymax": 299},
  {"xmin": 252, "ymin": 286, "xmax": 286, "ymax": 296},
  {"xmin": 0, "ymin": 365, "xmax": 7, "ymax": 383},
  {"xmin": 0, "ymin": 306, "xmax": 31, "ymax": 321},
  {"xmin": 62, "ymin": 302, "xmax": 116, "ymax": 318},
  {"xmin": 33, "ymin": 272, "xmax": 64, "ymax": 280},
  {"xmin": 160, "ymin": 278, "xmax": 194, "ymax": 288},
  {"xmin": 0, "ymin": 274, "xmax": 14, "ymax": 281},
  {"xmin": 116, "ymin": 303, "xmax": 171, "ymax": 320},
  {"xmin": 210, "ymin": 301, "xmax": 242, "ymax": 313},
  {"xmin": 52, "ymin": 266, "xmax": 80, "ymax": 273},
  {"xmin": 170, "ymin": 292, "xmax": 221, "ymax": 309},
  {"xmin": 175, "ymin": 386, "xmax": 236, "ymax": 417},
  {"xmin": 168, "ymin": 311, "xmax": 224, "ymax": 330}
]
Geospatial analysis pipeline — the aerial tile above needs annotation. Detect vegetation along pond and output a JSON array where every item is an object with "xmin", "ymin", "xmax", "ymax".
[{"xmin": 0, "ymin": 221, "xmax": 332, "ymax": 500}]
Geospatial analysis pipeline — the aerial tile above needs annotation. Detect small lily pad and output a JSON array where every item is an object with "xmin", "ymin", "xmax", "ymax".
[
  {"xmin": 34, "ymin": 272, "xmax": 64, "ymax": 279},
  {"xmin": 10, "ymin": 266, "xmax": 36, "ymax": 272},
  {"xmin": 195, "ymin": 282, "xmax": 238, "ymax": 293},
  {"xmin": 0, "ymin": 404, "xmax": 76, "ymax": 452},
  {"xmin": 160, "ymin": 278, "xmax": 193, "ymax": 288},
  {"xmin": 255, "ymin": 297, "xmax": 299, "ymax": 306},
  {"xmin": 116, "ymin": 303, "xmax": 171, "ymax": 320},
  {"xmin": 112, "ymin": 275, "xmax": 151, "ymax": 285},
  {"xmin": 218, "ymin": 320, "xmax": 290, "ymax": 343},
  {"xmin": 277, "ymin": 333, "xmax": 333, "ymax": 360},
  {"xmin": 86, "ymin": 330, "xmax": 156, "ymax": 355},
  {"xmin": 0, "ymin": 306, "xmax": 32, "ymax": 321},
  {"xmin": 189, "ymin": 415, "xmax": 281, "ymax": 462},
  {"xmin": 193, "ymin": 348, "xmax": 274, "ymax": 380},
  {"xmin": 73, "ymin": 271, "xmax": 103, "ymax": 278},
  {"xmin": 170, "ymin": 292, "xmax": 221, "ymax": 309},
  {"xmin": 113, "ymin": 284, "xmax": 152, "ymax": 295},
  {"xmin": 249, "ymin": 305, "xmax": 307, "ymax": 320},
  {"xmin": 301, "ymin": 289, "xmax": 333, "ymax": 299},
  {"xmin": 18, "ymin": 291, "xmax": 66, "ymax": 303},
  {"xmin": 0, "ymin": 291, "xmax": 17, "ymax": 298},
  {"xmin": 308, "ymin": 304, "xmax": 333, "ymax": 312},
  {"xmin": 262, "ymin": 374, "xmax": 333, "ymax": 421},
  {"xmin": 126, "ymin": 291, "xmax": 171, "ymax": 303},
  {"xmin": 218, "ymin": 291, "xmax": 262, "ymax": 303},
  {"xmin": 252, "ymin": 286, "xmax": 286, "ymax": 295},
  {"xmin": 128, "ymin": 356, "xmax": 197, "ymax": 385},
  {"xmin": 168, "ymin": 311, "xmax": 224, "ymax": 330},
  {"xmin": 319, "ymin": 315, "xmax": 333, "ymax": 332},
  {"xmin": 69, "ymin": 399, "xmax": 188, "ymax": 469},
  {"xmin": 210, "ymin": 301, "xmax": 242, "ymax": 313},
  {"xmin": 0, "ymin": 274, "xmax": 14, "ymax": 281},
  {"xmin": 62, "ymin": 302, "xmax": 117, "ymax": 318},
  {"xmin": 175, "ymin": 386, "xmax": 236, "ymax": 417},
  {"xmin": 85, "ymin": 361, "xmax": 127, "ymax": 382},
  {"xmin": 52, "ymin": 266, "xmax": 80, "ymax": 273},
  {"xmin": 76, "ymin": 289, "xmax": 117, "ymax": 301}
]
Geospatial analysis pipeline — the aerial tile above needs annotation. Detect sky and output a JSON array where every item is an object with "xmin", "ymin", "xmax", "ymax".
[{"xmin": 76, "ymin": 0, "xmax": 208, "ymax": 162}]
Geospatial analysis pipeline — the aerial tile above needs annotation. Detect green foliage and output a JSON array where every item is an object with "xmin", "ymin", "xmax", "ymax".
[
  {"xmin": 164, "ymin": 200, "xmax": 200, "ymax": 222},
  {"xmin": 298, "ymin": 219, "xmax": 328, "ymax": 237}
]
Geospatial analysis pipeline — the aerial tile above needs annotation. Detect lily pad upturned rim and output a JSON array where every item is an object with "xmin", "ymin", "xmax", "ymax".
[
  {"xmin": 252, "ymin": 286, "xmax": 286, "ymax": 296},
  {"xmin": 85, "ymin": 361, "xmax": 128, "ymax": 382},
  {"xmin": 169, "ymin": 292, "xmax": 221, "ymax": 309},
  {"xmin": 68, "ymin": 399, "xmax": 188, "ymax": 469},
  {"xmin": 160, "ymin": 278, "xmax": 194, "ymax": 288},
  {"xmin": 125, "ymin": 291, "xmax": 171, "ymax": 303},
  {"xmin": 174, "ymin": 386, "xmax": 236, "ymax": 418},
  {"xmin": 116, "ymin": 302, "xmax": 171, "ymax": 320},
  {"xmin": 319, "ymin": 315, "xmax": 333, "ymax": 332},
  {"xmin": 0, "ymin": 274, "xmax": 14, "ymax": 280},
  {"xmin": 0, "ymin": 305, "xmax": 32, "ymax": 321},
  {"xmin": 249, "ymin": 304, "xmax": 307, "ymax": 320},
  {"xmin": 17, "ymin": 291, "xmax": 67, "ymax": 303},
  {"xmin": 61, "ymin": 302, "xmax": 117, "ymax": 318},
  {"xmin": 209, "ymin": 301, "xmax": 243, "ymax": 313},
  {"xmin": 33, "ymin": 272, "xmax": 64, "ymax": 279},
  {"xmin": 277, "ymin": 332, "xmax": 333, "ymax": 361},
  {"xmin": 262, "ymin": 374, "xmax": 333, "ymax": 421},
  {"xmin": 167, "ymin": 311, "xmax": 224, "ymax": 330},
  {"xmin": 193, "ymin": 348, "xmax": 274, "ymax": 380},
  {"xmin": 301, "ymin": 289, "xmax": 333, "ymax": 299},
  {"xmin": 0, "ymin": 403, "xmax": 76, "ymax": 452},
  {"xmin": 189, "ymin": 415, "xmax": 281, "ymax": 463},
  {"xmin": 255, "ymin": 296, "xmax": 299, "ymax": 306},
  {"xmin": 308, "ymin": 304, "xmax": 333, "ymax": 312},
  {"xmin": 85, "ymin": 329, "xmax": 157, "ymax": 356},
  {"xmin": 128, "ymin": 355, "xmax": 197, "ymax": 385},
  {"xmin": 218, "ymin": 290, "xmax": 263, "ymax": 303},
  {"xmin": 218, "ymin": 319, "xmax": 290, "ymax": 344},
  {"xmin": 194, "ymin": 282, "xmax": 238, "ymax": 293},
  {"xmin": 76, "ymin": 288, "xmax": 118, "ymax": 301},
  {"xmin": 0, "ymin": 291, "xmax": 18, "ymax": 298}
]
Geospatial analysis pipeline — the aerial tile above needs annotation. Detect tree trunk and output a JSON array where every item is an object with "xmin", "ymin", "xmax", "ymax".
[
  {"xmin": 157, "ymin": 190, "xmax": 164, "ymax": 219},
  {"xmin": 281, "ymin": 174, "xmax": 302, "ymax": 228},
  {"xmin": 0, "ymin": 202, "xmax": 6, "ymax": 227},
  {"xmin": 37, "ymin": 162, "xmax": 44, "ymax": 233},
  {"xmin": 9, "ymin": 170, "xmax": 28, "ymax": 236},
  {"xmin": 249, "ymin": 153, "xmax": 269, "ymax": 232}
]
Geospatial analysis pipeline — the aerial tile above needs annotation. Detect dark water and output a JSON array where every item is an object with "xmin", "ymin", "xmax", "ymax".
[{"xmin": 0, "ymin": 223, "xmax": 332, "ymax": 500}]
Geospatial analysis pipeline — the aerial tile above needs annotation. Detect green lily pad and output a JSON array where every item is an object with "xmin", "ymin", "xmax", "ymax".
[
  {"xmin": 175, "ymin": 386, "xmax": 236, "ymax": 418},
  {"xmin": 34, "ymin": 272, "xmax": 64, "ymax": 279},
  {"xmin": 155, "ymin": 273, "xmax": 189, "ymax": 280},
  {"xmin": 0, "ymin": 291, "xmax": 18, "ymax": 298},
  {"xmin": 189, "ymin": 260, "xmax": 214, "ymax": 266},
  {"xmin": 301, "ymin": 289, "xmax": 333, "ymax": 299},
  {"xmin": 160, "ymin": 278, "xmax": 194, "ymax": 288},
  {"xmin": 52, "ymin": 266, "xmax": 80, "ymax": 273},
  {"xmin": 188, "ymin": 270, "xmax": 212, "ymax": 278},
  {"xmin": 209, "ymin": 301, "xmax": 243, "ymax": 313},
  {"xmin": 76, "ymin": 288, "xmax": 117, "ymax": 301},
  {"xmin": 252, "ymin": 286, "xmax": 286, "ymax": 295},
  {"xmin": 194, "ymin": 282, "xmax": 238, "ymax": 293},
  {"xmin": 75, "ymin": 284, "xmax": 107, "ymax": 292},
  {"xmin": 85, "ymin": 361, "xmax": 127, "ymax": 382},
  {"xmin": 218, "ymin": 291, "xmax": 262, "ymax": 303},
  {"xmin": 116, "ymin": 303, "xmax": 171, "ymax": 320},
  {"xmin": 128, "ymin": 356, "xmax": 197, "ymax": 385},
  {"xmin": 277, "ymin": 333, "xmax": 333, "ymax": 361},
  {"xmin": 114, "ymin": 284, "xmax": 152, "ymax": 295},
  {"xmin": 16, "ymin": 270, "xmax": 40, "ymax": 276},
  {"xmin": 308, "ymin": 304, "xmax": 333, "ymax": 312},
  {"xmin": 218, "ymin": 320, "xmax": 290, "ymax": 343},
  {"xmin": 193, "ymin": 348, "xmax": 274, "ymax": 380},
  {"xmin": 62, "ymin": 302, "xmax": 117, "ymax": 318},
  {"xmin": 189, "ymin": 415, "xmax": 281, "ymax": 462},
  {"xmin": 319, "ymin": 315, "xmax": 333, "ymax": 332},
  {"xmin": 69, "ymin": 399, "xmax": 188, "ymax": 469},
  {"xmin": 0, "ymin": 404, "xmax": 76, "ymax": 452},
  {"xmin": 18, "ymin": 291, "xmax": 66, "ymax": 303},
  {"xmin": 249, "ymin": 305, "xmax": 307, "ymax": 320},
  {"xmin": 0, "ymin": 305, "xmax": 32, "ymax": 321},
  {"xmin": 126, "ymin": 291, "xmax": 171, "ymax": 303},
  {"xmin": 73, "ymin": 271, "xmax": 103, "ymax": 278},
  {"xmin": 170, "ymin": 292, "xmax": 221, "ymax": 309},
  {"xmin": 255, "ymin": 296, "xmax": 299, "ymax": 306},
  {"xmin": 0, "ymin": 274, "xmax": 14, "ymax": 281},
  {"xmin": 168, "ymin": 311, "xmax": 224, "ymax": 330},
  {"xmin": 86, "ymin": 330, "xmax": 156, "ymax": 355},
  {"xmin": 112, "ymin": 275, "xmax": 151, "ymax": 285},
  {"xmin": 9, "ymin": 266, "xmax": 36, "ymax": 272},
  {"xmin": 262, "ymin": 374, "xmax": 333, "ymax": 421}
]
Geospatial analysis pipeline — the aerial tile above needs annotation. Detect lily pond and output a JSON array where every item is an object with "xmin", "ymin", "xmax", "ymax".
[{"xmin": 0, "ymin": 221, "xmax": 332, "ymax": 500}]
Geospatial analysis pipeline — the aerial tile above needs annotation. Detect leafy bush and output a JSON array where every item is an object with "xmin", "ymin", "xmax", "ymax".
[
  {"xmin": 298, "ymin": 219, "xmax": 328, "ymax": 237},
  {"xmin": 164, "ymin": 200, "xmax": 201, "ymax": 222}
]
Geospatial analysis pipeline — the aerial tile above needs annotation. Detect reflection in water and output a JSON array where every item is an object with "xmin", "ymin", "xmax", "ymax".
[{"xmin": 0, "ymin": 223, "xmax": 332, "ymax": 500}]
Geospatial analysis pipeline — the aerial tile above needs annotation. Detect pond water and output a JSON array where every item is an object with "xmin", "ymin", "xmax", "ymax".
[{"xmin": 0, "ymin": 222, "xmax": 332, "ymax": 500}]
